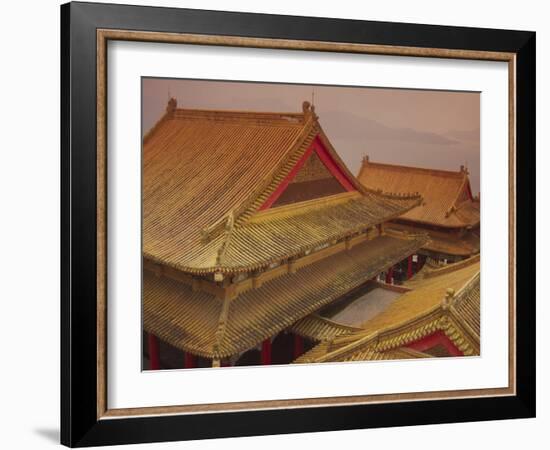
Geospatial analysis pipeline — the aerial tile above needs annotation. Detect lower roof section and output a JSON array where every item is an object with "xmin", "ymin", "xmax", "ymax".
[
  {"xmin": 389, "ymin": 222, "xmax": 480, "ymax": 258},
  {"xmin": 145, "ymin": 191, "xmax": 421, "ymax": 275},
  {"xmin": 143, "ymin": 234, "xmax": 426, "ymax": 359},
  {"xmin": 290, "ymin": 314, "xmax": 362, "ymax": 342},
  {"xmin": 295, "ymin": 257, "xmax": 480, "ymax": 364}
]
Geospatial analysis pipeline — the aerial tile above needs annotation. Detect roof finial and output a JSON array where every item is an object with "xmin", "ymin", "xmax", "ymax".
[
  {"xmin": 302, "ymin": 99, "xmax": 316, "ymax": 120},
  {"xmin": 362, "ymin": 154, "xmax": 370, "ymax": 164},
  {"xmin": 442, "ymin": 288, "xmax": 455, "ymax": 309},
  {"xmin": 166, "ymin": 97, "xmax": 177, "ymax": 114}
]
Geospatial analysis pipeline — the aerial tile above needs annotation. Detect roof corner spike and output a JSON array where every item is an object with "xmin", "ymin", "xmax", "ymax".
[
  {"xmin": 302, "ymin": 99, "xmax": 318, "ymax": 121},
  {"xmin": 362, "ymin": 154, "xmax": 370, "ymax": 164},
  {"xmin": 166, "ymin": 97, "xmax": 177, "ymax": 115},
  {"xmin": 442, "ymin": 288, "xmax": 455, "ymax": 309}
]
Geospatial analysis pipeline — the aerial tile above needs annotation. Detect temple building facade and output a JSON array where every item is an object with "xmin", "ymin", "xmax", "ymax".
[
  {"xmin": 357, "ymin": 157, "xmax": 480, "ymax": 264},
  {"xmin": 142, "ymin": 99, "xmax": 428, "ymax": 370}
]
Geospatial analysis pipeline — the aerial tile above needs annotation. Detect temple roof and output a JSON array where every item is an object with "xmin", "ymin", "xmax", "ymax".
[
  {"xmin": 290, "ymin": 314, "xmax": 362, "ymax": 341},
  {"xmin": 143, "ymin": 234, "xmax": 427, "ymax": 359},
  {"xmin": 143, "ymin": 100, "xmax": 422, "ymax": 274},
  {"xmin": 388, "ymin": 222, "xmax": 480, "ymax": 257},
  {"xmin": 357, "ymin": 158, "xmax": 480, "ymax": 229},
  {"xmin": 295, "ymin": 256, "xmax": 480, "ymax": 363}
]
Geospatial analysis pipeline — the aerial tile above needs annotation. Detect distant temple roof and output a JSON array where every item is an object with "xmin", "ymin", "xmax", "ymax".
[
  {"xmin": 295, "ymin": 256, "xmax": 480, "ymax": 363},
  {"xmin": 144, "ymin": 234, "xmax": 427, "ymax": 359},
  {"xmin": 143, "ymin": 100, "xmax": 422, "ymax": 275},
  {"xmin": 357, "ymin": 157, "xmax": 480, "ymax": 229}
]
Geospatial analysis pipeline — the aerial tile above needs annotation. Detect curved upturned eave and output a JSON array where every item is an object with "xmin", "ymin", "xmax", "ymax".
[{"xmin": 143, "ymin": 194, "xmax": 423, "ymax": 275}]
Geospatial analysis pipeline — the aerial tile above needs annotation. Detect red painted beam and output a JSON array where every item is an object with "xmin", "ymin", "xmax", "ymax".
[
  {"xmin": 313, "ymin": 139, "xmax": 356, "ymax": 192},
  {"xmin": 184, "ymin": 352, "xmax": 195, "ymax": 369},
  {"xmin": 259, "ymin": 136, "xmax": 356, "ymax": 210},
  {"xmin": 261, "ymin": 339, "xmax": 272, "ymax": 365},
  {"xmin": 406, "ymin": 330, "xmax": 463, "ymax": 357},
  {"xmin": 148, "ymin": 333, "xmax": 160, "ymax": 370},
  {"xmin": 259, "ymin": 142, "xmax": 315, "ymax": 210},
  {"xmin": 293, "ymin": 334, "xmax": 304, "ymax": 359}
]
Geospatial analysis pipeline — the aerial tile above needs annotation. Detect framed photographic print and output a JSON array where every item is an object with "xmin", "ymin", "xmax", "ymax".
[{"xmin": 60, "ymin": 1, "xmax": 536, "ymax": 447}]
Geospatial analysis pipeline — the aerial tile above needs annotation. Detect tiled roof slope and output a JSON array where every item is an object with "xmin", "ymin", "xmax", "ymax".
[
  {"xmin": 143, "ymin": 100, "xmax": 422, "ymax": 274},
  {"xmin": 388, "ymin": 222, "xmax": 480, "ymax": 257},
  {"xmin": 357, "ymin": 158, "xmax": 480, "ymax": 228},
  {"xmin": 143, "ymin": 234, "xmax": 427, "ymax": 359},
  {"xmin": 295, "ymin": 258, "xmax": 480, "ymax": 363},
  {"xmin": 290, "ymin": 314, "xmax": 362, "ymax": 341}
]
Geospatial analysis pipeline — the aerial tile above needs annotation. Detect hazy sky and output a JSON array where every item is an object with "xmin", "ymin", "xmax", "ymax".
[{"xmin": 142, "ymin": 78, "xmax": 480, "ymax": 193}]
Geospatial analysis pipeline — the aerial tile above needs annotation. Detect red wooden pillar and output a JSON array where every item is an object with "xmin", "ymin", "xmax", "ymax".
[
  {"xmin": 148, "ymin": 333, "xmax": 160, "ymax": 370},
  {"xmin": 293, "ymin": 334, "xmax": 304, "ymax": 359},
  {"xmin": 261, "ymin": 339, "xmax": 272, "ymax": 365},
  {"xmin": 184, "ymin": 352, "xmax": 195, "ymax": 369},
  {"xmin": 385, "ymin": 266, "xmax": 394, "ymax": 284},
  {"xmin": 407, "ymin": 255, "xmax": 413, "ymax": 279}
]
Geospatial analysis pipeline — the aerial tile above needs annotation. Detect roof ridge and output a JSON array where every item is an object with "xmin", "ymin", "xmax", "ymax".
[
  {"xmin": 211, "ymin": 296, "xmax": 232, "ymax": 358},
  {"xmin": 319, "ymin": 331, "xmax": 379, "ymax": 362},
  {"xmin": 446, "ymin": 172, "xmax": 472, "ymax": 215},
  {"xmin": 248, "ymin": 192, "xmax": 360, "ymax": 223},
  {"xmin": 142, "ymin": 97, "xmax": 177, "ymax": 144},
  {"xmin": 363, "ymin": 186, "xmax": 424, "ymax": 201},
  {"xmin": 172, "ymin": 107, "xmax": 306, "ymax": 124},
  {"xmin": 309, "ymin": 314, "xmax": 364, "ymax": 333},
  {"xmin": 215, "ymin": 210, "xmax": 236, "ymax": 267},
  {"xmin": 234, "ymin": 110, "xmax": 319, "ymax": 225},
  {"xmin": 423, "ymin": 255, "xmax": 480, "ymax": 278},
  {"xmin": 449, "ymin": 271, "xmax": 480, "ymax": 308},
  {"xmin": 361, "ymin": 157, "xmax": 466, "ymax": 179}
]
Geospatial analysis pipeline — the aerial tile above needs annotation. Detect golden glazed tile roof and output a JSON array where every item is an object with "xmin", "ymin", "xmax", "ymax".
[
  {"xmin": 209, "ymin": 192, "xmax": 420, "ymax": 273},
  {"xmin": 387, "ymin": 222, "xmax": 480, "ymax": 257},
  {"xmin": 423, "ymin": 232, "xmax": 479, "ymax": 257},
  {"xmin": 143, "ymin": 234, "xmax": 427, "ymax": 359},
  {"xmin": 329, "ymin": 346, "xmax": 428, "ymax": 362},
  {"xmin": 403, "ymin": 254, "xmax": 480, "ymax": 288},
  {"xmin": 357, "ymin": 158, "xmax": 480, "ymax": 229},
  {"xmin": 295, "ymin": 258, "xmax": 480, "ymax": 363},
  {"xmin": 143, "ymin": 101, "xmax": 422, "ymax": 274},
  {"xmin": 290, "ymin": 314, "xmax": 362, "ymax": 341},
  {"xmin": 448, "ymin": 270, "xmax": 480, "ymax": 340}
]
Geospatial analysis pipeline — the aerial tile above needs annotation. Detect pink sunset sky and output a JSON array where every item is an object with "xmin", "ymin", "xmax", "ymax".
[{"xmin": 142, "ymin": 78, "xmax": 480, "ymax": 194}]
